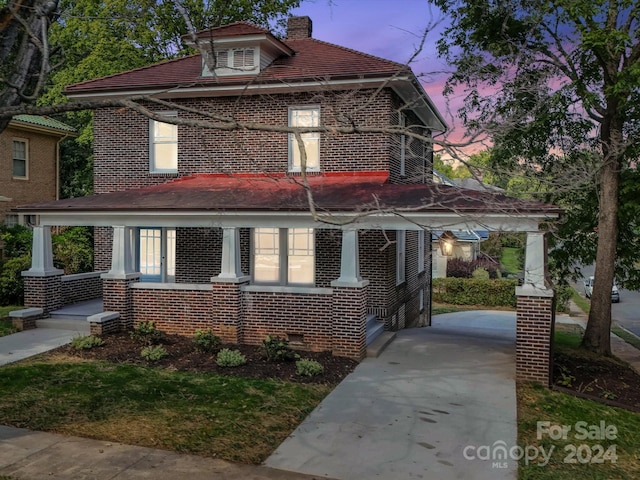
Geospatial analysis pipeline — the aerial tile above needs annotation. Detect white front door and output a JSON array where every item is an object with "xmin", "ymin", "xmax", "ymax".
[{"xmin": 138, "ymin": 227, "xmax": 175, "ymax": 282}]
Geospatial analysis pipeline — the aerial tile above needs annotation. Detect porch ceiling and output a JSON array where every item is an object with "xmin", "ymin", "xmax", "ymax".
[{"xmin": 17, "ymin": 172, "xmax": 560, "ymax": 231}]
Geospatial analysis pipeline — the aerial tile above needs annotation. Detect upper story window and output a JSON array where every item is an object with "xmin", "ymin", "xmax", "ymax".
[
  {"xmin": 12, "ymin": 139, "xmax": 28, "ymax": 179},
  {"xmin": 150, "ymin": 113, "xmax": 177, "ymax": 173},
  {"xmin": 203, "ymin": 48, "xmax": 259, "ymax": 76},
  {"xmin": 253, "ymin": 227, "xmax": 315, "ymax": 286},
  {"xmin": 289, "ymin": 107, "xmax": 320, "ymax": 173}
]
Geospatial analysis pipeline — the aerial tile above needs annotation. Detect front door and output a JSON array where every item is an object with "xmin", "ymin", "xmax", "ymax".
[{"xmin": 138, "ymin": 227, "xmax": 175, "ymax": 282}]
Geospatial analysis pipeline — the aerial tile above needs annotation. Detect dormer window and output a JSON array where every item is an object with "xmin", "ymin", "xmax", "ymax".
[{"xmin": 203, "ymin": 47, "xmax": 259, "ymax": 76}]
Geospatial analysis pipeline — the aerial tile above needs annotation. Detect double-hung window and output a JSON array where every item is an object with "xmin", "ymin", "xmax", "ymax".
[
  {"xmin": 289, "ymin": 107, "xmax": 320, "ymax": 172},
  {"xmin": 12, "ymin": 139, "xmax": 28, "ymax": 179},
  {"xmin": 150, "ymin": 113, "xmax": 177, "ymax": 173},
  {"xmin": 253, "ymin": 227, "xmax": 314, "ymax": 285}
]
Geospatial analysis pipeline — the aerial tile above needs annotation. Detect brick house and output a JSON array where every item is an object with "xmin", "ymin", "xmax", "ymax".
[
  {"xmin": 0, "ymin": 115, "xmax": 75, "ymax": 228},
  {"xmin": 16, "ymin": 17, "xmax": 560, "ymax": 383}
]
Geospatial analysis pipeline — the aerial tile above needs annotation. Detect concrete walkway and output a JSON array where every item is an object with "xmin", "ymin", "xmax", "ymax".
[
  {"xmin": 0, "ymin": 328, "xmax": 81, "ymax": 366},
  {"xmin": 265, "ymin": 311, "xmax": 518, "ymax": 480}
]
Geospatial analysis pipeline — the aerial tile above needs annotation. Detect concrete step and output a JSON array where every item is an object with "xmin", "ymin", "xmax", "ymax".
[
  {"xmin": 366, "ymin": 331, "xmax": 396, "ymax": 358},
  {"xmin": 366, "ymin": 320, "xmax": 385, "ymax": 345},
  {"xmin": 36, "ymin": 317, "xmax": 90, "ymax": 334}
]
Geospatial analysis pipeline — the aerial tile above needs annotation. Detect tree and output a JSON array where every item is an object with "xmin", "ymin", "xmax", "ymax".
[
  {"xmin": 0, "ymin": 0, "xmax": 58, "ymax": 132},
  {"xmin": 433, "ymin": 0, "xmax": 640, "ymax": 355}
]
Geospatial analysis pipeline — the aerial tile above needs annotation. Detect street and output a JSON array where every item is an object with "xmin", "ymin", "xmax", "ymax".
[{"xmin": 575, "ymin": 265, "xmax": 640, "ymax": 337}]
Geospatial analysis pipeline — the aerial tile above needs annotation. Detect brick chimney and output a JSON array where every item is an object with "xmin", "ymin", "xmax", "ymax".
[{"xmin": 287, "ymin": 16, "xmax": 312, "ymax": 39}]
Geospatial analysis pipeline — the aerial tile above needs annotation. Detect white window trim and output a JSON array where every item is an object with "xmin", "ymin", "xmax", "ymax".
[
  {"xmin": 418, "ymin": 230, "xmax": 425, "ymax": 273},
  {"xmin": 396, "ymin": 230, "xmax": 406, "ymax": 285},
  {"xmin": 149, "ymin": 112, "xmax": 178, "ymax": 173},
  {"xmin": 288, "ymin": 106, "xmax": 321, "ymax": 173},
  {"xmin": 12, "ymin": 138, "xmax": 29, "ymax": 180},
  {"xmin": 203, "ymin": 47, "xmax": 260, "ymax": 77},
  {"xmin": 252, "ymin": 227, "xmax": 315, "ymax": 286}
]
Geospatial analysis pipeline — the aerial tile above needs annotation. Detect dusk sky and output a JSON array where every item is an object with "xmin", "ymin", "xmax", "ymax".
[{"xmin": 290, "ymin": 0, "xmax": 470, "ymax": 149}]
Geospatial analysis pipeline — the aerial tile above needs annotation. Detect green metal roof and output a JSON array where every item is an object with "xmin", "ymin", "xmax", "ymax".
[{"xmin": 11, "ymin": 115, "xmax": 76, "ymax": 134}]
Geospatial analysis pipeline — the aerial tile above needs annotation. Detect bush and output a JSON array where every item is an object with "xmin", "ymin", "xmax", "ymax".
[
  {"xmin": 0, "ymin": 225, "xmax": 32, "ymax": 258},
  {"xmin": 141, "ymin": 345, "xmax": 168, "ymax": 362},
  {"xmin": 447, "ymin": 257, "xmax": 500, "ymax": 279},
  {"xmin": 479, "ymin": 233, "xmax": 503, "ymax": 261},
  {"xmin": 0, "ymin": 255, "xmax": 31, "ymax": 306},
  {"xmin": 52, "ymin": 227, "xmax": 93, "ymax": 274},
  {"xmin": 472, "ymin": 267, "xmax": 490, "ymax": 280},
  {"xmin": 70, "ymin": 335, "xmax": 104, "ymax": 350},
  {"xmin": 130, "ymin": 321, "xmax": 162, "ymax": 345},
  {"xmin": 296, "ymin": 359, "xmax": 324, "ymax": 377},
  {"xmin": 193, "ymin": 329, "xmax": 222, "ymax": 353},
  {"xmin": 262, "ymin": 335, "xmax": 300, "ymax": 362},
  {"xmin": 216, "ymin": 348, "xmax": 247, "ymax": 367},
  {"xmin": 433, "ymin": 278, "xmax": 518, "ymax": 307}
]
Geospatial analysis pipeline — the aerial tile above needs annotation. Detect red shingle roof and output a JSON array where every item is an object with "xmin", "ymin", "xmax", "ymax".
[
  {"xmin": 65, "ymin": 37, "xmax": 407, "ymax": 95},
  {"xmin": 17, "ymin": 173, "xmax": 561, "ymax": 216},
  {"xmin": 189, "ymin": 21, "xmax": 272, "ymax": 39}
]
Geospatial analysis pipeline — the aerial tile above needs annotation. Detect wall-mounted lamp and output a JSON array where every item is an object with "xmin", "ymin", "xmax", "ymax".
[{"xmin": 439, "ymin": 230, "xmax": 456, "ymax": 257}]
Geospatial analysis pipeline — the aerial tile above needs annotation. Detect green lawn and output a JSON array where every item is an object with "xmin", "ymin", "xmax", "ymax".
[
  {"xmin": 0, "ymin": 306, "xmax": 20, "ymax": 337},
  {"xmin": 0, "ymin": 355, "xmax": 330, "ymax": 464}
]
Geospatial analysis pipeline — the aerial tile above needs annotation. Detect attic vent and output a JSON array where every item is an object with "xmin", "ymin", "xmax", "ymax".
[
  {"xmin": 216, "ymin": 50, "xmax": 228, "ymax": 68},
  {"xmin": 202, "ymin": 47, "xmax": 259, "ymax": 77},
  {"xmin": 233, "ymin": 48, "xmax": 255, "ymax": 68}
]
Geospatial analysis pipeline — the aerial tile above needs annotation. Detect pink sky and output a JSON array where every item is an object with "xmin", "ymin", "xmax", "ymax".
[{"xmin": 290, "ymin": 0, "xmax": 472, "ymax": 151}]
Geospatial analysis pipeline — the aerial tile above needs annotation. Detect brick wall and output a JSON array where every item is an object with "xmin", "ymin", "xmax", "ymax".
[
  {"xmin": 332, "ymin": 285, "xmax": 367, "ymax": 359},
  {"xmin": 516, "ymin": 294, "xmax": 555, "ymax": 385},
  {"xmin": 94, "ymin": 226, "xmax": 112, "ymax": 271},
  {"xmin": 103, "ymin": 276, "xmax": 139, "ymax": 329},
  {"xmin": 242, "ymin": 290, "xmax": 333, "ymax": 351},
  {"xmin": 176, "ymin": 228, "xmax": 222, "ymax": 282},
  {"xmin": 132, "ymin": 286, "xmax": 213, "ymax": 335},
  {"xmin": 61, "ymin": 273, "xmax": 103, "ymax": 304},
  {"xmin": 23, "ymin": 275, "xmax": 63, "ymax": 314},
  {"xmin": 0, "ymin": 126, "xmax": 59, "ymax": 223}
]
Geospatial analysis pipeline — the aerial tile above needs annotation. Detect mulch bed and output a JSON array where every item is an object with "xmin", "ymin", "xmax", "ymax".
[
  {"xmin": 55, "ymin": 331, "xmax": 358, "ymax": 386},
  {"xmin": 553, "ymin": 349, "xmax": 640, "ymax": 412}
]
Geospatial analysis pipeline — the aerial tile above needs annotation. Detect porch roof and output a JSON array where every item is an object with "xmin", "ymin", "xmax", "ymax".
[{"xmin": 17, "ymin": 172, "xmax": 560, "ymax": 231}]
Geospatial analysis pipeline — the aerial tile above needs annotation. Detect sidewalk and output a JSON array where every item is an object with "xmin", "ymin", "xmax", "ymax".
[{"xmin": 0, "ymin": 425, "xmax": 330, "ymax": 480}]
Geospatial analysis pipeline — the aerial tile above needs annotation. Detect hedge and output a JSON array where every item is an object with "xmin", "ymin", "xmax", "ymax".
[{"xmin": 433, "ymin": 278, "xmax": 518, "ymax": 308}]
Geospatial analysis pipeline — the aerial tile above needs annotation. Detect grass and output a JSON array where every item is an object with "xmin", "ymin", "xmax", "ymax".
[
  {"xmin": 501, "ymin": 247, "xmax": 523, "ymax": 275},
  {"xmin": 518, "ymin": 382, "xmax": 640, "ymax": 479},
  {"xmin": 612, "ymin": 325, "xmax": 640, "ymax": 350},
  {"xmin": 570, "ymin": 288, "xmax": 590, "ymax": 315},
  {"xmin": 0, "ymin": 355, "xmax": 330, "ymax": 464},
  {"xmin": 0, "ymin": 306, "xmax": 21, "ymax": 337}
]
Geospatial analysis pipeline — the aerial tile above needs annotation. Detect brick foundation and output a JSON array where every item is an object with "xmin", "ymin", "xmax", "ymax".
[
  {"xmin": 211, "ymin": 281, "xmax": 248, "ymax": 343},
  {"xmin": 516, "ymin": 294, "xmax": 555, "ymax": 385}
]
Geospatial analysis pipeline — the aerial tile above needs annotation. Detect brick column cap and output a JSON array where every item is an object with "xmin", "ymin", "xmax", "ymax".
[{"xmin": 516, "ymin": 285, "xmax": 554, "ymax": 298}]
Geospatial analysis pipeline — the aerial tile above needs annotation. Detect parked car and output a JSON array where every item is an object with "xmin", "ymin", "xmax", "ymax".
[{"xmin": 584, "ymin": 276, "xmax": 620, "ymax": 303}]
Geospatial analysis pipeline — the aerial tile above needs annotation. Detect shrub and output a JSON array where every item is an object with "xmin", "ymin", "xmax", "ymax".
[
  {"xmin": 262, "ymin": 335, "xmax": 299, "ymax": 362},
  {"xmin": 70, "ymin": 335, "xmax": 104, "ymax": 350},
  {"xmin": 447, "ymin": 257, "xmax": 500, "ymax": 279},
  {"xmin": 216, "ymin": 348, "xmax": 246, "ymax": 367},
  {"xmin": 141, "ymin": 345, "xmax": 168, "ymax": 362},
  {"xmin": 472, "ymin": 267, "xmax": 490, "ymax": 280},
  {"xmin": 0, "ymin": 255, "xmax": 31, "ymax": 306},
  {"xmin": 52, "ymin": 227, "xmax": 94, "ymax": 274},
  {"xmin": 296, "ymin": 359, "xmax": 324, "ymax": 377},
  {"xmin": 433, "ymin": 278, "xmax": 518, "ymax": 307},
  {"xmin": 130, "ymin": 321, "xmax": 162, "ymax": 345},
  {"xmin": 193, "ymin": 329, "xmax": 222, "ymax": 353},
  {"xmin": 479, "ymin": 233, "xmax": 503, "ymax": 261}
]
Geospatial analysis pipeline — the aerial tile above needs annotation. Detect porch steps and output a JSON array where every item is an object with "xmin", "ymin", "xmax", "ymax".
[
  {"xmin": 366, "ymin": 331, "xmax": 396, "ymax": 358},
  {"xmin": 49, "ymin": 299, "xmax": 103, "ymax": 321},
  {"xmin": 36, "ymin": 317, "xmax": 90, "ymax": 334},
  {"xmin": 365, "ymin": 313, "xmax": 385, "ymax": 346}
]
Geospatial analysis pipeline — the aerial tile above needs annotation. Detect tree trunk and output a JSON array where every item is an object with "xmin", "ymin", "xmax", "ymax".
[{"xmin": 582, "ymin": 101, "xmax": 623, "ymax": 355}]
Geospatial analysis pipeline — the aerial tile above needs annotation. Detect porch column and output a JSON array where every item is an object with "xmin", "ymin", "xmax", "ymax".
[
  {"xmin": 101, "ymin": 226, "xmax": 140, "ymax": 330},
  {"xmin": 22, "ymin": 226, "xmax": 64, "ymax": 314},
  {"xmin": 516, "ymin": 231, "xmax": 555, "ymax": 386},
  {"xmin": 211, "ymin": 227, "xmax": 250, "ymax": 344},
  {"xmin": 331, "ymin": 229, "xmax": 368, "ymax": 360}
]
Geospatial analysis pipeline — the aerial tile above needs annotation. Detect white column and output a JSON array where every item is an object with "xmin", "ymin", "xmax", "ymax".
[
  {"xmin": 213, "ymin": 227, "xmax": 249, "ymax": 283},
  {"xmin": 516, "ymin": 231, "xmax": 553, "ymax": 296},
  {"xmin": 102, "ymin": 226, "xmax": 137, "ymax": 279},
  {"xmin": 331, "ymin": 229, "xmax": 369, "ymax": 287},
  {"xmin": 24, "ymin": 226, "xmax": 63, "ymax": 277}
]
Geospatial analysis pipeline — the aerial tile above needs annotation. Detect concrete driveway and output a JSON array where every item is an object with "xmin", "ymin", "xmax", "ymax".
[{"xmin": 265, "ymin": 311, "xmax": 517, "ymax": 480}]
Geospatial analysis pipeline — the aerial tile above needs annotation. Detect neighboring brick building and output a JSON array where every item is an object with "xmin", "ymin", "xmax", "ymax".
[
  {"xmin": 17, "ymin": 17, "xmax": 560, "ymax": 383},
  {"xmin": 0, "ymin": 115, "xmax": 75, "ymax": 227}
]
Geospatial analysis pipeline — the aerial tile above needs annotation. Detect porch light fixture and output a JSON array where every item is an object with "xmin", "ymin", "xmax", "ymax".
[{"xmin": 439, "ymin": 230, "xmax": 456, "ymax": 257}]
